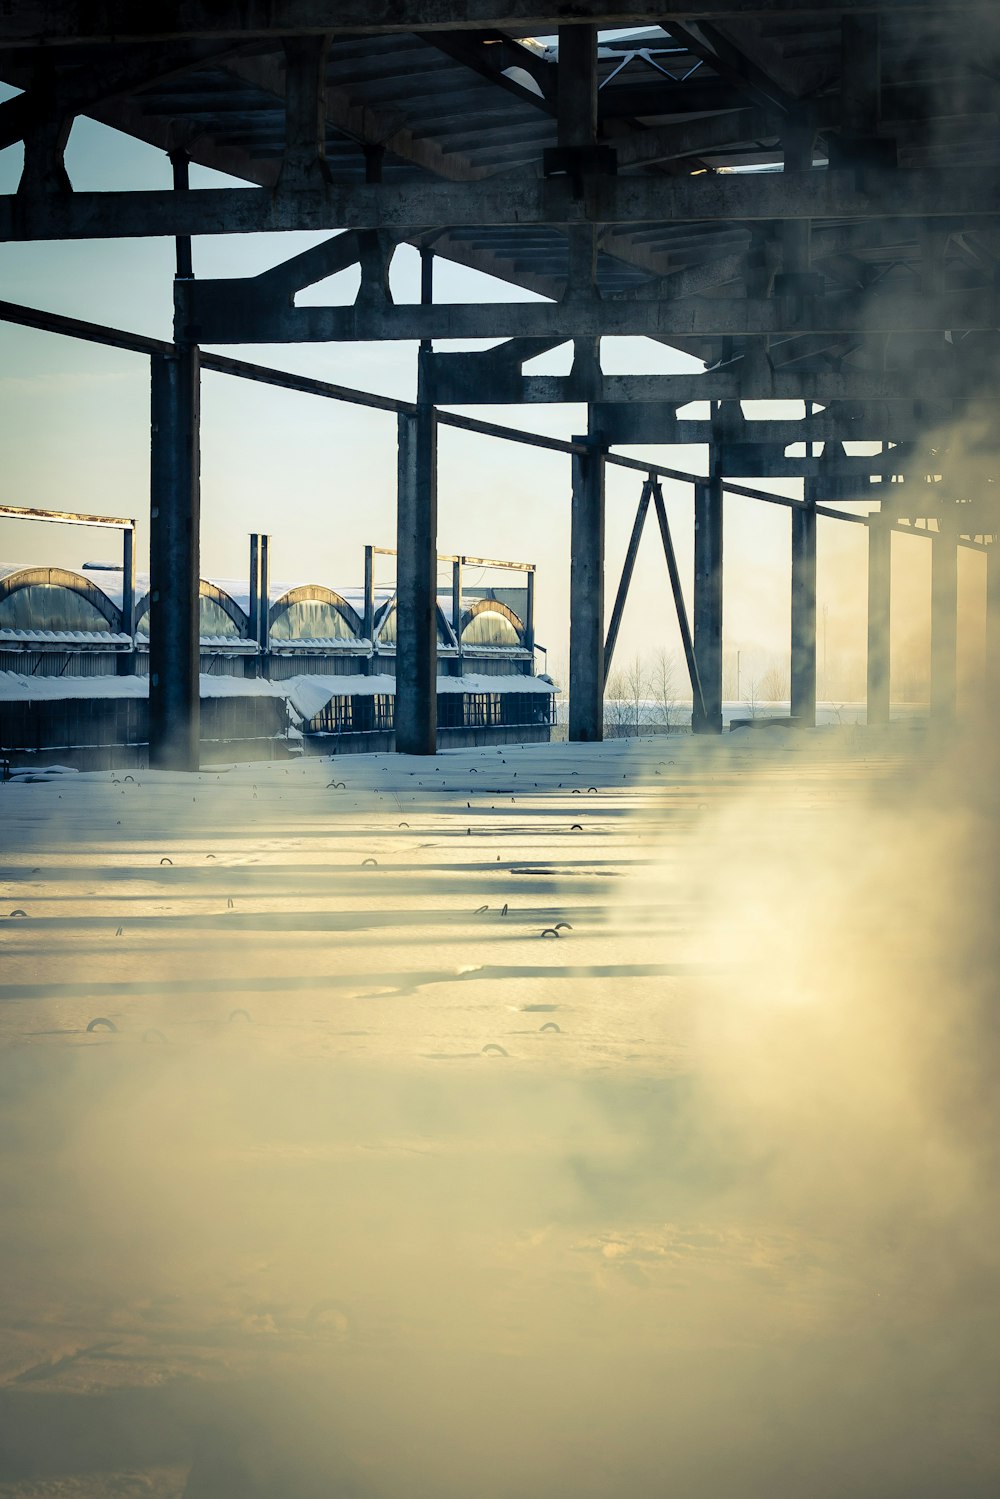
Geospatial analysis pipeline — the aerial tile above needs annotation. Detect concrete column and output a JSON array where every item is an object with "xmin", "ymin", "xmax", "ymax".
[
  {"xmin": 258, "ymin": 534, "xmax": 270, "ymax": 646},
  {"xmin": 248, "ymin": 533, "xmax": 261, "ymax": 641},
  {"xmin": 149, "ymin": 345, "xmax": 200, "ymax": 771},
  {"xmin": 363, "ymin": 543, "xmax": 375, "ymax": 676},
  {"xmin": 121, "ymin": 524, "xmax": 136, "ymax": 636},
  {"xmin": 866, "ymin": 512, "xmax": 891, "ymax": 726},
  {"xmin": 781, "ymin": 122, "xmax": 815, "ymax": 285},
  {"xmin": 930, "ymin": 525, "xmax": 958, "ymax": 720},
  {"xmin": 692, "ymin": 475, "xmax": 724, "ymax": 734},
  {"xmin": 525, "ymin": 567, "xmax": 536, "ymax": 660},
  {"xmin": 452, "ymin": 555, "xmax": 464, "ymax": 677},
  {"xmin": 395, "ymin": 404, "xmax": 438, "ymax": 755},
  {"xmin": 841, "ymin": 14, "xmax": 881, "ymax": 137},
  {"xmin": 116, "ymin": 522, "xmax": 137, "ymax": 678},
  {"xmin": 169, "ymin": 152, "xmax": 193, "ymax": 279},
  {"xmin": 987, "ymin": 543, "xmax": 1000, "ymax": 697},
  {"xmin": 244, "ymin": 532, "xmax": 261, "ymax": 681},
  {"xmin": 790, "ymin": 501, "xmax": 817, "ymax": 726},
  {"xmin": 258, "ymin": 533, "xmax": 270, "ymax": 680},
  {"xmin": 569, "ymin": 435, "xmax": 605, "ymax": 742}
]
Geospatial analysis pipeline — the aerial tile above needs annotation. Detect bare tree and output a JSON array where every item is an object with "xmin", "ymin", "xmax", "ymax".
[
  {"xmin": 758, "ymin": 660, "xmax": 790, "ymax": 702},
  {"xmin": 604, "ymin": 655, "xmax": 648, "ymax": 737},
  {"xmin": 603, "ymin": 667, "xmax": 632, "ymax": 738},
  {"xmin": 622, "ymin": 654, "xmax": 648, "ymax": 736},
  {"xmin": 723, "ymin": 652, "xmax": 739, "ymax": 701},
  {"xmin": 648, "ymin": 647, "xmax": 680, "ymax": 732}
]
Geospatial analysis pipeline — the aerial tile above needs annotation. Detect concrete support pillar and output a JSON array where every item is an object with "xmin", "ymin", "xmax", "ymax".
[
  {"xmin": 121, "ymin": 524, "xmax": 136, "ymax": 636},
  {"xmin": 569, "ymin": 434, "xmax": 605, "ymax": 742},
  {"xmin": 257, "ymin": 542, "xmax": 269, "ymax": 653},
  {"xmin": 452, "ymin": 555, "xmax": 464, "ymax": 677},
  {"xmin": 395, "ymin": 403, "xmax": 438, "ymax": 755},
  {"xmin": 692, "ymin": 475, "xmax": 724, "ymax": 734},
  {"xmin": 841, "ymin": 15, "xmax": 881, "ymax": 138},
  {"xmin": 987, "ymin": 543, "xmax": 1000, "ymax": 697},
  {"xmin": 930, "ymin": 525, "xmax": 958, "ymax": 720},
  {"xmin": 116, "ymin": 522, "xmax": 137, "ymax": 677},
  {"xmin": 790, "ymin": 502, "xmax": 817, "ymax": 726},
  {"xmin": 280, "ymin": 35, "xmax": 331, "ymax": 189},
  {"xmin": 866, "ymin": 513, "xmax": 891, "ymax": 726},
  {"xmin": 258, "ymin": 533, "xmax": 270, "ymax": 676},
  {"xmin": 149, "ymin": 345, "xmax": 201, "ymax": 771},
  {"xmin": 248, "ymin": 533, "xmax": 261, "ymax": 641},
  {"xmin": 781, "ymin": 122, "xmax": 815, "ymax": 284},
  {"xmin": 525, "ymin": 567, "xmax": 536, "ymax": 661},
  {"xmin": 245, "ymin": 532, "xmax": 261, "ymax": 681},
  {"xmin": 363, "ymin": 543, "xmax": 375, "ymax": 676}
]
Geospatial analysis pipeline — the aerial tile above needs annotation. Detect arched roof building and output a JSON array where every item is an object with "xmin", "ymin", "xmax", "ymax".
[{"xmin": 0, "ymin": 543, "xmax": 554, "ymax": 763}]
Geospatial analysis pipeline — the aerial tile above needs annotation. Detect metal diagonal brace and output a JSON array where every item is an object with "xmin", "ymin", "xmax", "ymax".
[
  {"xmin": 651, "ymin": 479, "xmax": 705, "ymax": 723},
  {"xmin": 602, "ymin": 475, "xmax": 707, "ymax": 720},
  {"xmin": 603, "ymin": 477, "xmax": 652, "ymax": 681}
]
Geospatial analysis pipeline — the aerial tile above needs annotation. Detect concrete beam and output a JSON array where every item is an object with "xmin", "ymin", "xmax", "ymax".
[
  {"xmin": 790, "ymin": 501, "xmax": 817, "ymax": 725},
  {"xmin": 588, "ymin": 404, "xmax": 953, "ymax": 447},
  {"xmin": 3, "ymin": 167, "xmax": 995, "ymax": 242},
  {"xmin": 148, "ymin": 346, "xmax": 201, "ymax": 772},
  {"xmin": 178, "ymin": 283, "xmax": 999, "ymax": 344},
  {"xmin": 866, "ymin": 513, "xmax": 891, "ymax": 725},
  {"xmin": 569, "ymin": 433, "xmax": 606, "ymax": 743},
  {"xmin": 1, "ymin": 1, "xmax": 980, "ymax": 48},
  {"xmin": 610, "ymin": 108, "xmax": 773, "ymax": 168},
  {"xmin": 709, "ymin": 450, "xmax": 913, "ymax": 480},
  {"xmin": 0, "ymin": 41, "xmax": 243, "ymax": 152},
  {"xmin": 424, "ymin": 364, "xmax": 987, "ymax": 406},
  {"xmin": 395, "ymin": 404, "xmax": 438, "ymax": 756}
]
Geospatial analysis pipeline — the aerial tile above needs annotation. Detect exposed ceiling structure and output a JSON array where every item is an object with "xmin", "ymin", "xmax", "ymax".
[{"xmin": 1, "ymin": 5, "xmax": 998, "ymax": 511}]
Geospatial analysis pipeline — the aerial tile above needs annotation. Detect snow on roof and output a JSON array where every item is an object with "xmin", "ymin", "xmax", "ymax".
[
  {"xmin": 0, "ymin": 671, "xmax": 287, "ymax": 702},
  {"xmin": 268, "ymin": 637, "xmax": 370, "ymax": 651},
  {"xmin": 282, "ymin": 673, "xmax": 553, "ymax": 721},
  {"xmin": 438, "ymin": 673, "xmax": 555, "ymax": 694},
  {"xmin": 0, "ymin": 670, "xmax": 555, "ymax": 712},
  {"xmin": 0, "ymin": 628, "xmax": 133, "ymax": 646}
]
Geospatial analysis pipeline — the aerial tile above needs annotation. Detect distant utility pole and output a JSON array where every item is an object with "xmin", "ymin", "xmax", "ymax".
[{"xmin": 736, "ymin": 649, "xmax": 741, "ymax": 701}]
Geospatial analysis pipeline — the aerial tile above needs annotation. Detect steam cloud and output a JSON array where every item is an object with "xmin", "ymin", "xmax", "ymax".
[{"xmin": 0, "ymin": 713, "xmax": 997, "ymax": 1496}]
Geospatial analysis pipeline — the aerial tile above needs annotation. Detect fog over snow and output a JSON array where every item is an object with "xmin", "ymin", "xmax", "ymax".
[{"xmin": 0, "ymin": 718, "xmax": 997, "ymax": 1497}]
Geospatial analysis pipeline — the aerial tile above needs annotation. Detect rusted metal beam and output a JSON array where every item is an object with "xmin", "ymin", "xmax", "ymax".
[{"xmin": 0, "ymin": 502, "xmax": 135, "ymax": 528}]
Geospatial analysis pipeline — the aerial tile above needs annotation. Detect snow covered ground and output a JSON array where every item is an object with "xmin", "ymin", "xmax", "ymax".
[{"xmin": 0, "ymin": 726, "xmax": 996, "ymax": 1498}]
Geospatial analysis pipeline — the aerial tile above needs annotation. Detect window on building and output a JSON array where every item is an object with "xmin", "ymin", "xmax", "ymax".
[
  {"xmin": 137, "ymin": 596, "xmax": 242, "ymax": 638},
  {"xmin": 461, "ymin": 609, "xmax": 521, "ymax": 647},
  {"xmin": 372, "ymin": 694, "xmax": 395, "ymax": 731},
  {"xmin": 270, "ymin": 600, "xmax": 355, "ymax": 641},
  {"xmin": 307, "ymin": 696, "xmax": 354, "ymax": 733},
  {"xmin": 437, "ymin": 693, "xmax": 464, "ymax": 729},
  {"xmin": 0, "ymin": 584, "xmax": 111, "ymax": 634},
  {"xmin": 376, "ymin": 607, "xmax": 451, "ymax": 646}
]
